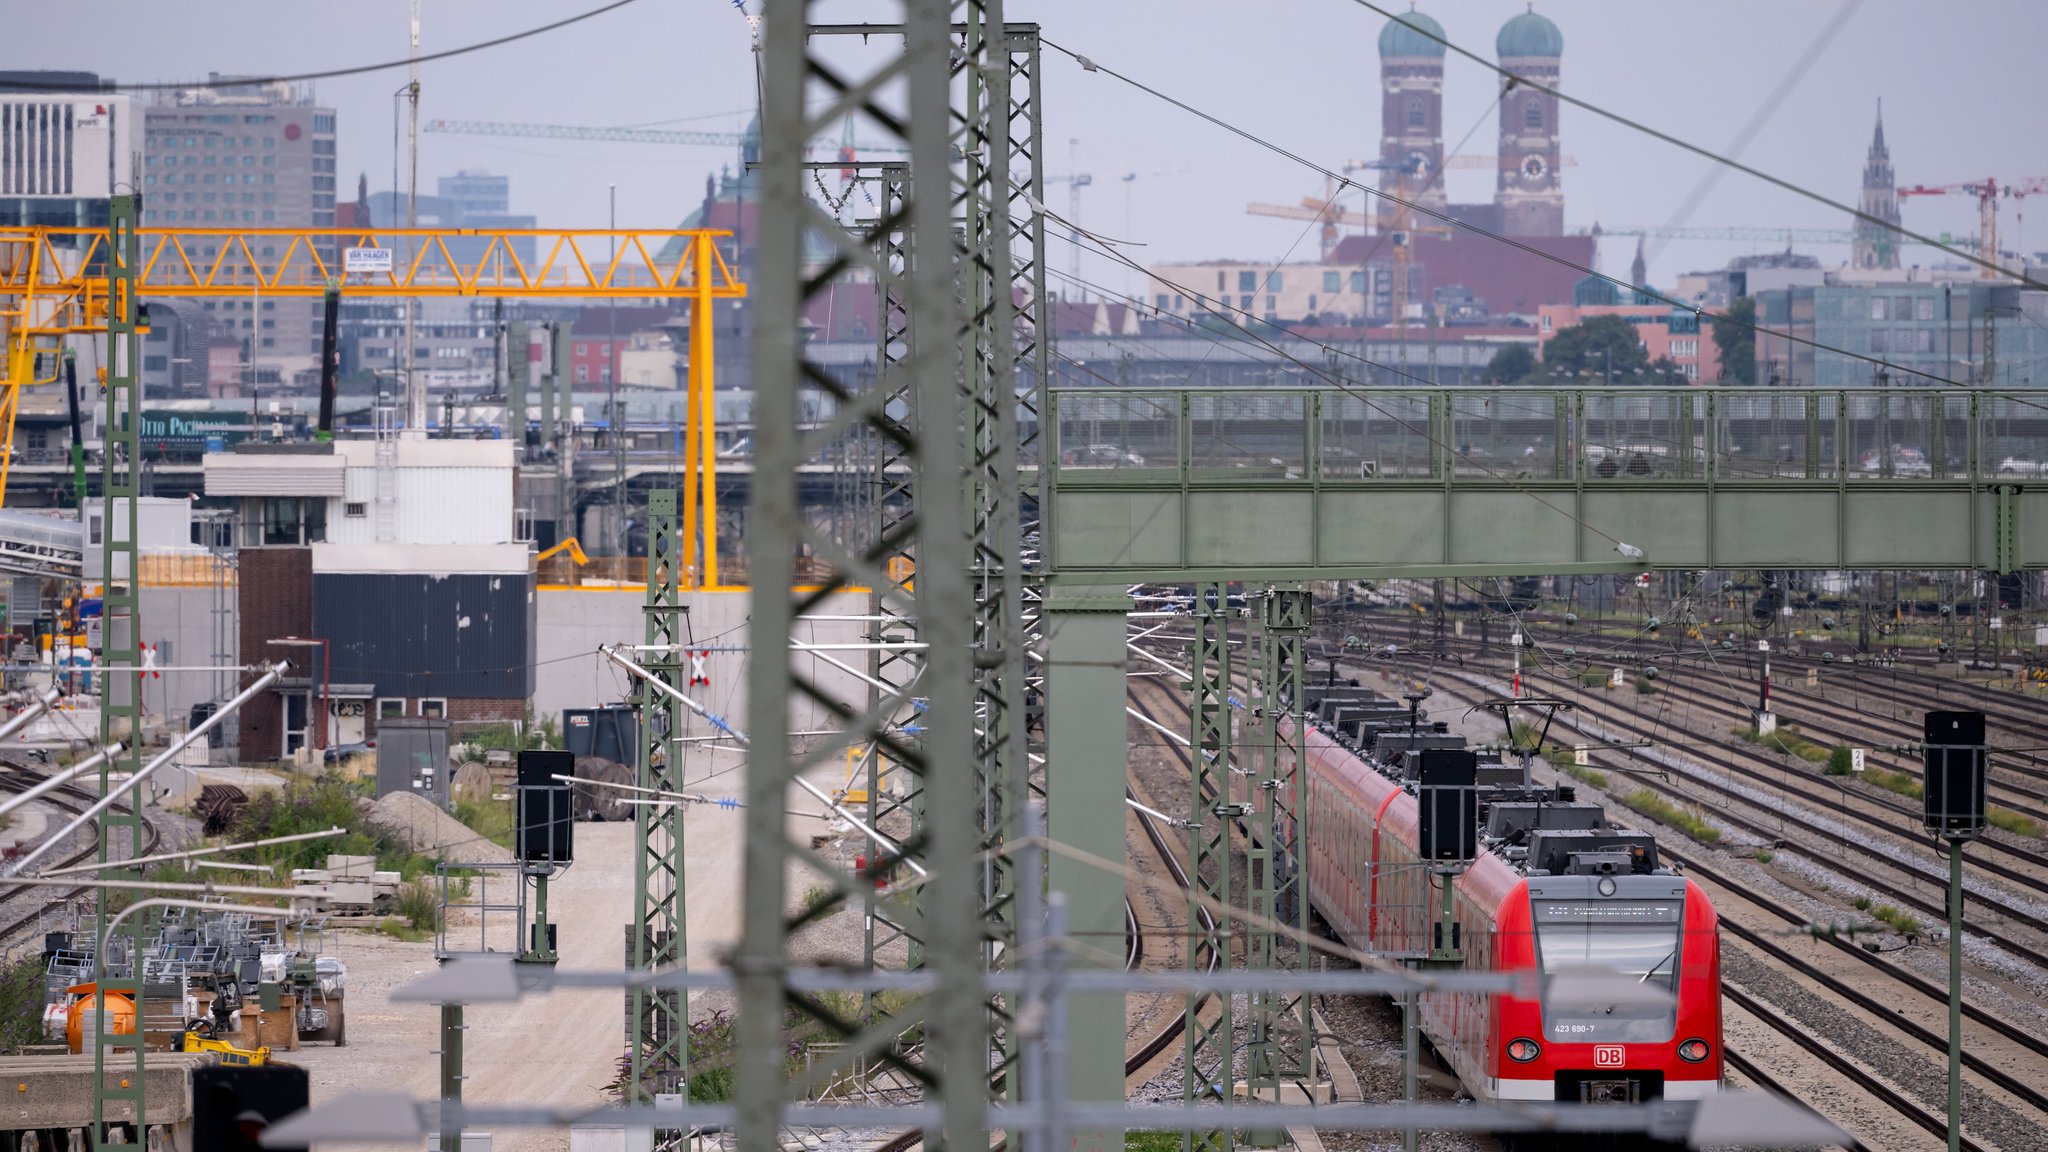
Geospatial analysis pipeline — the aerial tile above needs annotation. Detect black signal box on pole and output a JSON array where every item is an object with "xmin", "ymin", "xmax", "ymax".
[
  {"xmin": 194, "ymin": 1065, "xmax": 310, "ymax": 1152},
  {"xmin": 1418, "ymin": 749, "xmax": 1479, "ymax": 862},
  {"xmin": 1923, "ymin": 710, "xmax": 1987, "ymax": 840},
  {"xmin": 517, "ymin": 748, "xmax": 576, "ymax": 864}
]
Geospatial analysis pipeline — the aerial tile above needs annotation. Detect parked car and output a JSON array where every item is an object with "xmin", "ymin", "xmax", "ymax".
[{"xmin": 322, "ymin": 741, "xmax": 374, "ymax": 765}]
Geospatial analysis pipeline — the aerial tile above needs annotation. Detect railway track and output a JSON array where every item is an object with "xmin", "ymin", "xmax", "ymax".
[
  {"xmin": 1631, "ymin": 662, "xmax": 2048, "ymax": 828},
  {"xmin": 1124, "ymin": 779, "xmax": 1215, "ymax": 1075},
  {"xmin": 0, "ymin": 756, "xmax": 163, "ymax": 944},
  {"xmin": 1570, "ymin": 663, "xmax": 2048, "ymax": 873},
  {"xmin": 1717, "ymin": 1050, "xmax": 1875, "ymax": 1152},
  {"xmin": 1444, "ymin": 663, "xmax": 2048, "ymax": 958},
  {"xmin": 871, "ymin": 707, "xmax": 1214, "ymax": 1152},
  {"xmin": 1280, "ymin": 649, "xmax": 2020, "ymax": 1150},
  {"xmin": 1332, "ymin": 609, "xmax": 2048, "ymax": 808},
  {"xmin": 1721, "ymin": 984, "xmax": 1988, "ymax": 1152},
  {"xmin": 1666, "ymin": 847, "xmax": 2048, "ymax": 1097},
  {"xmin": 1419, "ymin": 675, "xmax": 2048, "ymax": 1149}
]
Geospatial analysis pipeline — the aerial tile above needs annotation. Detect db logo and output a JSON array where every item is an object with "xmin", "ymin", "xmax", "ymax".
[{"xmin": 1593, "ymin": 1045, "xmax": 1626, "ymax": 1068}]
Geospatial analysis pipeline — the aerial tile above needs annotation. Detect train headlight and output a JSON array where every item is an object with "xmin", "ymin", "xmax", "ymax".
[
  {"xmin": 1507, "ymin": 1038, "xmax": 1541, "ymax": 1063},
  {"xmin": 1596, "ymin": 876, "xmax": 1618, "ymax": 897},
  {"xmin": 1678, "ymin": 1038, "xmax": 1710, "ymax": 1063}
]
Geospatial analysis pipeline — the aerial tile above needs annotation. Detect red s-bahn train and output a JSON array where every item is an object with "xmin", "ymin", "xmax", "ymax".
[{"xmin": 1296, "ymin": 687, "xmax": 1722, "ymax": 1106}]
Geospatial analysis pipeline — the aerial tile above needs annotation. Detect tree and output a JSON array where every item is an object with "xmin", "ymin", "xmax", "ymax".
[
  {"xmin": 1543, "ymin": 314, "xmax": 1650, "ymax": 379},
  {"xmin": 1713, "ymin": 296, "xmax": 1757, "ymax": 383},
  {"xmin": 1486, "ymin": 343, "xmax": 1538, "ymax": 383}
]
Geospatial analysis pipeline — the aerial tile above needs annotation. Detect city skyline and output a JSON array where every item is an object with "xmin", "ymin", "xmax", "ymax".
[{"xmin": 11, "ymin": 1, "xmax": 2047, "ymax": 294}]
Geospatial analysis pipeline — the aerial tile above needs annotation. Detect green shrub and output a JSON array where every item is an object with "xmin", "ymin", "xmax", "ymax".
[
  {"xmin": 1870, "ymin": 903, "xmax": 1918, "ymax": 935},
  {"xmin": 1631, "ymin": 675, "xmax": 1657, "ymax": 695},
  {"xmin": 395, "ymin": 879, "xmax": 441, "ymax": 932},
  {"xmin": 1561, "ymin": 762, "xmax": 1609, "ymax": 790},
  {"xmin": 1825, "ymin": 746, "xmax": 1854, "ymax": 776},
  {"xmin": 1127, "ymin": 1134, "xmax": 1183, "ymax": 1152},
  {"xmin": 1753, "ymin": 848, "xmax": 1775, "ymax": 863},
  {"xmin": 1622, "ymin": 789, "xmax": 1721, "ymax": 843},
  {"xmin": 1852, "ymin": 895, "xmax": 1872, "ymax": 911},
  {"xmin": 0, "ymin": 954, "xmax": 52, "ymax": 1051},
  {"xmin": 373, "ymin": 916, "xmax": 430, "ymax": 943},
  {"xmin": 1988, "ymin": 807, "xmax": 2039, "ymax": 837},
  {"xmin": 452, "ymin": 798, "xmax": 515, "ymax": 850},
  {"xmin": 1862, "ymin": 768, "xmax": 1923, "ymax": 799},
  {"xmin": 683, "ymin": 1010, "xmax": 739, "ymax": 1102},
  {"xmin": 228, "ymin": 770, "xmax": 442, "ymax": 879},
  {"xmin": 1730, "ymin": 724, "xmax": 1832, "ymax": 763}
]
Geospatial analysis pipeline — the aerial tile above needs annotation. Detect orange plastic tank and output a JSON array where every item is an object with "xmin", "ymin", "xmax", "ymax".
[{"xmin": 63, "ymin": 983, "xmax": 135, "ymax": 1055}]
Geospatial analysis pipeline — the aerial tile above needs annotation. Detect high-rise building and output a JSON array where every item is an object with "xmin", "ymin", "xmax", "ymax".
[
  {"xmin": 438, "ymin": 170, "xmax": 508, "ymax": 217},
  {"xmin": 0, "ymin": 73, "xmax": 134, "ymax": 235},
  {"xmin": 141, "ymin": 76, "xmax": 336, "ymax": 387},
  {"xmin": 1494, "ymin": 8, "xmax": 1564, "ymax": 237},
  {"xmin": 1375, "ymin": 9, "xmax": 1447, "ymax": 234},
  {"xmin": 369, "ymin": 169, "xmax": 536, "ymax": 266},
  {"xmin": 1852, "ymin": 102, "xmax": 1902, "ymax": 272}
]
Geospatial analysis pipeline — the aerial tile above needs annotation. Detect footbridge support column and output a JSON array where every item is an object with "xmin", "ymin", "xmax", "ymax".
[{"xmin": 1043, "ymin": 584, "xmax": 1133, "ymax": 1152}]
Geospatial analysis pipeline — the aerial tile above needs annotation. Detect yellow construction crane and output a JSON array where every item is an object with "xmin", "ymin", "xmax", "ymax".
[
  {"xmin": 1245, "ymin": 162, "xmax": 1452, "ymax": 325},
  {"xmin": 0, "ymin": 226, "xmax": 744, "ymax": 586},
  {"xmin": 1898, "ymin": 178, "xmax": 2048, "ymax": 280},
  {"xmin": 1247, "ymin": 155, "xmax": 1576, "ymax": 260}
]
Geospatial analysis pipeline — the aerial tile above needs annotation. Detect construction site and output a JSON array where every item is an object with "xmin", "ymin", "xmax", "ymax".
[{"xmin": 1, "ymin": 2, "xmax": 2047, "ymax": 1151}]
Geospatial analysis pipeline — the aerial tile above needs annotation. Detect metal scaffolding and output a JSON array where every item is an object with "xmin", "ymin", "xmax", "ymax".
[
  {"xmin": 630, "ymin": 491, "xmax": 689, "ymax": 1106},
  {"xmin": 1184, "ymin": 580, "xmax": 1235, "ymax": 1152},
  {"xmin": 739, "ymin": 4, "xmax": 1045, "ymax": 1147},
  {"xmin": 1245, "ymin": 585, "xmax": 1312, "ymax": 1121},
  {"xmin": 857, "ymin": 162, "xmax": 925, "ymax": 983},
  {"xmin": 92, "ymin": 193, "xmax": 147, "ymax": 1152},
  {"xmin": 743, "ymin": 2, "xmax": 979, "ymax": 1148}
]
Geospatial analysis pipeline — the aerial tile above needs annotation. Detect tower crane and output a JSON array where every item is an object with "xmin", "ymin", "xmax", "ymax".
[
  {"xmin": 1247, "ymin": 159, "xmax": 1452, "ymax": 325},
  {"xmin": 1045, "ymin": 140, "xmax": 1183, "ymax": 300},
  {"xmin": 1247, "ymin": 155, "xmax": 1573, "ymax": 261},
  {"xmin": 1896, "ymin": 177, "xmax": 2048, "ymax": 279},
  {"xmin": 1044, "ymin": 143, "xmax": 1094, "ymax": 295}
]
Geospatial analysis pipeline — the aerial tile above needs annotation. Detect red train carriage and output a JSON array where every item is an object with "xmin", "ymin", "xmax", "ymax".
[{"xmin": 1299, "ymin": 718, "xmax": 1721, "ymax": 1105}]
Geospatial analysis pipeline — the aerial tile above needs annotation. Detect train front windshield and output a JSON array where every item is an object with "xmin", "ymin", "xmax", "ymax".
[{"xmin": 1531, "ymin": 898, "xmax": 1684, "ymax": 1043}]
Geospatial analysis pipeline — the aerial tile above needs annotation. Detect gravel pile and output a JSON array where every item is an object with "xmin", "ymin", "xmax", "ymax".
[{"xmin": 363, "ymin": 790, "xmax": 513, "ymax": 865}]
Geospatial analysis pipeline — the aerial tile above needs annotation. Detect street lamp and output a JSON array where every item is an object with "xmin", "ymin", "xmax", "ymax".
[{"xmin": 272, "ymin": 637, "xmax": 330, "ymax": 754}]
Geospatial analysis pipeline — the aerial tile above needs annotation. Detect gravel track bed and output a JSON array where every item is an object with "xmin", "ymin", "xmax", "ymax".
[
  {"xmin": 1424, "ymin": 669, "xmax": 2048, "ymax": 1016},
  {"xmin": 1633, "ymin": 668, "xmax": 2048, "ymax": 858},
  {"xmin": 1724, "ymin": 942, "xmax": 2038, "ymax": 1152},
  {"xmin": 1491, "ymin": 670, "xmax": 2048, "ymax": 939},
  {"xmin": 1411, "ymin": 669, "xmax": 2048, "ymax": 1147},
  {"xmin": 1315, "ymin": 984, "xmax": 1485, "ymax": 1152}
]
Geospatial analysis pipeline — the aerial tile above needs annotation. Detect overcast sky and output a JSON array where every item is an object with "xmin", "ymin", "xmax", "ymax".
[{"xmin": 18, "ymin": 0, "xmax": 2048, "ymax": 294}]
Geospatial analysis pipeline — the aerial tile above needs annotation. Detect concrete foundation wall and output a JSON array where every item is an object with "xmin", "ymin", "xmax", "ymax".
[{"xmin": 533, "ymin": 588, "xmax": 874, "ymax": 748}]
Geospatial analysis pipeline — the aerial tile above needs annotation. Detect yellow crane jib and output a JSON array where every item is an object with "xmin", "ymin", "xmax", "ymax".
[{"xmin": 0, "ymin": 227, "xmax": 744, "ymax": 575}]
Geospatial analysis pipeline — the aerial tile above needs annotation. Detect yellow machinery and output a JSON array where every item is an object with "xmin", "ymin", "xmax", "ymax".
[
  {"xmin": 537, "ymin": 536, "xmax": 591, "ymax": 566},
  {"xmin": 0, "ymin": 226, "xmax": 744, "ymax": 585},
  {"xmin": 180, "ymin": 1025, "xmax": 270, "ymax": 1067}
]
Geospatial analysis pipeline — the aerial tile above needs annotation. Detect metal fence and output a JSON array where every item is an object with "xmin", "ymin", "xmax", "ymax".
[{"xmin": 1048, "ymin": 387, "xmax": 2048, "ymax": 484}]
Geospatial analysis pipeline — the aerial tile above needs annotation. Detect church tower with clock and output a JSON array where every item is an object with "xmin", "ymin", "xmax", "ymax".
[
  {"xmin": 1375, "ymin": 7, "xmax": 1448, "ymax": 235},
  {"xmin": 1493, "ymin": 7, "xmax": 1564, "ymax": 237}
]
